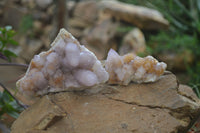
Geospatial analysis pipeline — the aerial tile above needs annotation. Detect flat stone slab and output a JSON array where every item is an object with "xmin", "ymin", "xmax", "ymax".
[
  {"xmin": 11, "ymin": 72, "xmax": 200, "ymax": 133},
  {"xmin": 100, "ymin": 0, "xmax": 169, "ymax": 30}
]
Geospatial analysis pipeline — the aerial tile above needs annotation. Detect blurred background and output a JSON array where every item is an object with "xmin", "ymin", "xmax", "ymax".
[
  {"xmin": 1, "ymin": 0, "xmax": 200, "ymax": 132},
  {"xmin": 1, "ymin": 0, "xmax": 198, "ymax": 88}
]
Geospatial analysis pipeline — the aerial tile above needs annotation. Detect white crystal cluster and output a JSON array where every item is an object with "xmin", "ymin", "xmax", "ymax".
[
  {"xmin": 16, "ymin": 29, "xmax": 109, "ymax": 96},
  {"xmin": 105, "ymin": 49, "xmax": 167, "ymax": 85},
  {"xmin": 17, "ymin": 29, "xmax": 167, "ymax": 97}
]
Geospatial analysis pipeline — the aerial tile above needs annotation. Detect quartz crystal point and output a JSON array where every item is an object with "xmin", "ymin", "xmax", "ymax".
[
  {"xmin": 16, "ymin": 29, "xmax": 109, "ymax": 96},
  {"xmin": 105, "ymin": 49, "xmax": 167, "ymax": 85}
]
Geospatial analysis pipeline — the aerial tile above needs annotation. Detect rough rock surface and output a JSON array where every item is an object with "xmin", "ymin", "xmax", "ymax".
[
  {"xmin": 100, "ymin": 0, "xmax": 169, "ymax": 30},
  {"xmin": 68, "ymin": 1, "xmax": 99, "ymax": 38},
  {"xmin": 73, "ymin": 1, "xmax": 99, "ymax": 26},
  {"xmin": 11, "ymin": 72, "xmax": 200, "ymax": 133}
]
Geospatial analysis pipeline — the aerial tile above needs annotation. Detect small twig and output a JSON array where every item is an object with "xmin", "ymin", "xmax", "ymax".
[
  {"xmin": 0, "ymin": 82, "xmax": 28, "ymax": 109},
  {"xmin": 0, "ymin": 63, "xmax": 29, "ymax": 68}
]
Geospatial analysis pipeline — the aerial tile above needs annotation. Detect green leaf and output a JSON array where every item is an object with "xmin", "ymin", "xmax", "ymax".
[
  {"xmin": 193, "ymin": 85, "xmax": 200, "ymax": 98},
  {"xmin": 10, "ymin": 101, "xmax": 19, "ymax": 108},
  {"xmin": 7, "ymin": 111, "xmax": 19, "ymax": 119},
  {"xmin": 2, "ymin": 91, "xmax": 12, "ymax": 103},
  {"xmin": 3, "ymin": 50, "xmax": 17, "ymax": 58},
  {"xmin": 174, "ymin": 0, "xmax": 193, "ymax": 19},
  {"xmin": 170, "ymin": 16, "xmax": 188, "ymax": 31},
  {"xmin": 7, "ymin": 30, "xmax": 16, "ymax": 38},
  {"xmin": 19, "ymin": 15, "xmax": 33, "ymax": 33},
  {"xmin": 2, "ymin": 50, "xmax": 17, "ymax": 62},
  {"xmin": 1, "ymin": 28, "xmax": 6, "ymax": 35},
  {"xmin": 4, "ymin": 103, "xmax": 15, "ymax": 111},
  {"xmin": 8, "ymin": 39, "xmax": 18, "ymax": 46}
]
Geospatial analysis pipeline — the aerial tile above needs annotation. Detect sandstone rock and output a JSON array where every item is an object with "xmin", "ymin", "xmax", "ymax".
[
  {"xmin": 67, "ymin": 1, "xmax": 75, "ymax": 14},
  {"xmin": 119, "ymin": 28, "xmax": 146, "ymax": 55},
  {"xmin": 73, "ymin": 1, "xmax": 99, "ymax": 26},
  {"xmin": 178, "ymin": 84, "xmax": 200, "ymax": 103},
  {"xmin": 21, "ymin": 0, "xmax": 36, "ymax": 9},
  {"xmin": 2, "ymin": 5, "xmax": 27, "ymax": 29},
  {"xmin": 19, "ymin": 39, "xmax": 43, "ymax": 62},
  {"xmin": 98, "ymin": 8, "xmax": 113, "ymax": 21},
  {"xmin": 100, "ymin": 0, "xmax": 169, "ymax": 30},
  {"xmin": 81, "ymin": 18, "xmax": 119, "ymax": 59},
  {"xmin": 67, "ymin": 27, "xmax": 83, "ymax": 39},
  {"xmin": 33, "ymin": 20, "xmax": 43, "ymax": 34},
  {"xmin": 68, "ymin": 18, "xmax": 91, "ymax": 29},
  {"xmin": 11, "ymin": 72, "xmax": 200, "ymax": 133},
  {"xmin": 46, "ymin": 4, "xmax": 55, "ymax": 16},
  {"xmin": 35, "ymin": 0, "xmax": 53, "ymax": 9},
  {"xmin": 42, "ymin": 25, "xmax": 54, "ymax": 48},
  {"xmin": 32, "ymin": 10, "xmax": 51, "ymax": 23}
]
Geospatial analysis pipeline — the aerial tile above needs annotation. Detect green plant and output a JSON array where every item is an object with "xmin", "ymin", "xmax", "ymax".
[
  {"xmin": 19, "ymin": 15, "xmax": 33, "ymax": 33},
  {"xmin": 187, "ymin": 62, "xmax": 200, "ymax": 98},
  {"xmin": 0, "ymin": 89, "xmax": 23, "ymax": 119},
  {"xmin": 0, "ymin": 26, "xmax": 26, "ymax": 119},
  {"xmin": 148, "ymin": 31, "xmax": 198, "ymax": 54},
  {"xmin": 0, "ymin": 26, "xmax": 18, "ymax": 61},
  {"xmin": 149, "ymin": 0, "xmax": 200, "ymax": 36}
]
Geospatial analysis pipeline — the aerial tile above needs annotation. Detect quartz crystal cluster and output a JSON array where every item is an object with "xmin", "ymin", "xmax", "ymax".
[
  {"xmin": 17, "ymin": 28, "xmax": 167, "ymax": 97},
  {"xmin": 16, "ymin": 29, "xmax": 109, "ymax": 96},
  {"xmin": 105, "ymin": 49, "xmax": 167, "ymax": 85}
]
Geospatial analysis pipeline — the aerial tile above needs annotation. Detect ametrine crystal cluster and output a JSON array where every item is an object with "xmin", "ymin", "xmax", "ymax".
[
  {"xmin": 16, "ymin": 29, "xmax": 109, "ymax": 96},
  {"xmin": 105, "ymin": 49, "xmax": 167, "ymax": 85},
  {"xmin": 17, "ymin": 29, "xmax": 167, "ymax": 97}
]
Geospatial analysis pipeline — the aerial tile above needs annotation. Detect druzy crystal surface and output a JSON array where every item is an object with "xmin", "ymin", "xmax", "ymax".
[
  {"xmin": 17, "ymin": 28, "xmax": 167, "ymax": 97},
  {"xmin": 16, "ymin": 29, "xmax": 109, "ymax": 96},
  {"xmin": 105, "ymin": 49, "xmax": 167, "ymax": 85}
]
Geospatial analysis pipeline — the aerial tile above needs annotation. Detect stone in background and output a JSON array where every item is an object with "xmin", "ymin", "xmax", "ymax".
[
  {"xmin": 0, "ymin": 0, "xmax": 170, "ymax": 62},
  {"xmin": 119, "ymin": 28, "xmax": 146, "ymax": 55}
]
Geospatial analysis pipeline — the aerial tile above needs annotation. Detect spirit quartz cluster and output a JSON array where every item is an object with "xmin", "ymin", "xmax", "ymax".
[
  {"xmin": 105, "ymin": 49, "xmax": 167, "ymax": 85},
  {"xmin": 17, "ymin": 29, "xmax": 167, "ymax": 96},
  {"xmin": 17, "ymin": 29, "xmax": 109, "ymax": 96}
]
